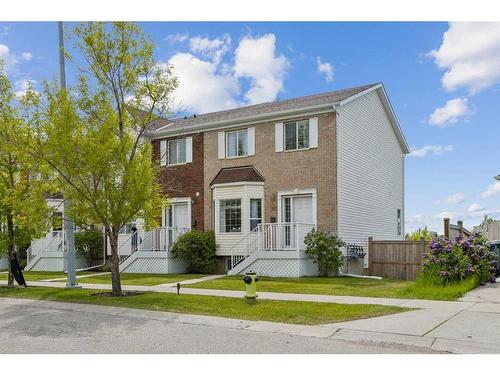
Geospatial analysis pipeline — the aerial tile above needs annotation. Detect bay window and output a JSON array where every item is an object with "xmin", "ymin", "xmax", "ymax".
[
  {"xmin": 249, "ymin": 199, "xmax": 262, "ymax": 231},
  {"xmin": 219, "ymin": 199, "xmax": 241, "ymax": 233}
]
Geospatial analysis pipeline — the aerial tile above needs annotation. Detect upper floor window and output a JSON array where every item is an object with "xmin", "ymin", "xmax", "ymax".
[
  {"xmin": 160, "ymin": 137, "xmax": 192, "ymax": 167},
  {"xmin": 285, "ymin": 120, "xmax": 310, "ymax": 151},
  {"xmin": 218, "ymin": 128, "xmax": 255, "ymax": 160},
  {"xmin": 226, "ymin": 129, "xmax": 248, "ymax": 157},
  {"xmin": 168, "ymin": 138, "xmax": 186, "ymax": 165}
]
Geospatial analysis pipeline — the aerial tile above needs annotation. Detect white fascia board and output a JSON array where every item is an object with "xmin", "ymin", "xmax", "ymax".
[
  {"xmin": 152, "ymin": 103, "xmax": 335, "ymax": 139},
  {"xmin": 338, "ymin": 83, "xmax": 410, "ymax": 154}
]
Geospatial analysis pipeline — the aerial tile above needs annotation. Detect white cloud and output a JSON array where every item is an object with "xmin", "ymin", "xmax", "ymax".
[
  {"xmin": 409, "ymin": 144, "xmax": 454, "ymax": 157},
  {"xmin": 167, "ymin": 53, "xmax": 239, "ymax": 114},
  {"xmin": 468, "ymin": 203, "xmax": 484, "ymax": 212},
  {"xmin": 0, "ymin": 43, "xmax": 18, "ymax": 72},
  {"xmin": 234, "ymin": 34, "xmax": 289, "ymax": 104},
  {"xmin": 445, "ymin": 192, "xmax": 467, "ymax": 205},
  {"xmin": 167, "ymin": 33, "xmax": 289, "ymax": 114},
  {"xmin": 13, "ymin": 79, "xmax": 36, "ymax": 98},
  {"xmin": 316, "ymin": 56, "xmax": 334, "ymax": 82},
  {"xmin": 165, "ymin": 33, "xmax": 188, "ymax": 43},
  {"xmin": 482, "ymin": 181, "xmax": 500, "ymax": 198},
  {"xmin": 429, "ymin": 22, "xmax": 500, "ymax": 94},
  {"xmin": 189, "ymin": 34, "xmax": 231, "ymax": 65},
  {"xmin": 21, "ymin": 52, "xmax": 32, "ymax": 61},
  {"xmin": 428, "ymin": 98, "xmax": 470, "ymax": 127}
]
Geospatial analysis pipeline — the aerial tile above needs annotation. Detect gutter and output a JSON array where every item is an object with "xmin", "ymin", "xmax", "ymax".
[{"xmin": 153, "ymin": 102, "xmax": 337, "ymax": 138}]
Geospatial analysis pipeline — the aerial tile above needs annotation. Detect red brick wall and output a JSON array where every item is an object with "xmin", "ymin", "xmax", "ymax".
[{"xmin": 152, "ymin": 133, "xmax": 205, "ymax": 230}]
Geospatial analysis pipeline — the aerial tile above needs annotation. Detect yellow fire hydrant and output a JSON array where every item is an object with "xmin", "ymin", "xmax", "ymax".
[{"xmin": 242, "ymin": 272, "xmax": 259, "ymax": 303}]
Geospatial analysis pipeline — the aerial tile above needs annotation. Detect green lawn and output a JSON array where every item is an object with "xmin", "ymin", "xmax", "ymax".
[
  {"xmin": 0, "ymin": 271, "xmax": 100, "ymax": 282},
  {"xmin": 183, "ymin": 275, "xmax": 478, "ymax": 301},
  {"xmin": 77, "ymin": 273, "xmax": 208, "ymax": 286},
  {"xmin": 0, "ymin": 286, "xmax": 410, "ymax": 325}
]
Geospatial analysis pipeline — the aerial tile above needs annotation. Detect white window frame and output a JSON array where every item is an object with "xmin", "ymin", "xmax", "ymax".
[
  {"xmin": 397, "ymin": 208, "xmax": 402, "ymax": 236},
  {"xmin": 219, "ymin": 198, "xmax": 242, "ymax": 233},
  {"xmin": 284, "ymin": 119, "xmax": 310, "ymax": 151},
  {"xmin": 226, "ymin": 129, "xmax": 249, "ymax": 158},
  {"xmin": 277, "ymin": 188, "xmax": 317, "ymax": 226},
  {"xmin": 249, "ymin": 198, "xmax": 262, "ymax": 232},
  {"xmin": 167, "ymin": 138, "xmax": 187, "ymax": 166},
  {"xmin": 162, "ymin": 197, "xmax": 192, "ymax": 230}
]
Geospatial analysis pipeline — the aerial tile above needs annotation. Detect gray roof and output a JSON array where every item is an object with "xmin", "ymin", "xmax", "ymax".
[{"xmin": 153, "ymin": 83, "xmax": 379, "ymax": 134}]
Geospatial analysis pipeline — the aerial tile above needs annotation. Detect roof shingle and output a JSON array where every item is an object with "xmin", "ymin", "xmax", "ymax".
[{"xmin": 154, "ymin": 83, "xmax": 379, "ymax": 134}]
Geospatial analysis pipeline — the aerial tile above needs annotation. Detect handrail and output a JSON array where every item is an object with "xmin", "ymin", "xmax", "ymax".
[
  {"xmin": 230, "ymin": 222, "xmax": 316, "ymax": 270},
  {"xmin": 118, "ymin": 226, "xmax": 191, "ymax": 265}
]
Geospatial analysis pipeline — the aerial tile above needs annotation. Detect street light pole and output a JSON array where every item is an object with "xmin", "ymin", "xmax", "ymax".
[{"xmin": 58, "ymin": 21, "xmax": 79, "ymax": 288}]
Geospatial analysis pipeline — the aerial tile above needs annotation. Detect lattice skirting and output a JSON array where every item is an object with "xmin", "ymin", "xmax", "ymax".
[
  {"xmin": 239, "ymin": 255, "xmax": 319, "ymax": 277},
  {"xmin": 121, "ymin": 253, "xmax": 190, "ymax": 274},
  {"xmin": 0, "ymin": 258, "xmax": 8, "ymax": 270},
  {"xmin": 28, "ymin": 254, "xmax": 90, "ymax": 272}
]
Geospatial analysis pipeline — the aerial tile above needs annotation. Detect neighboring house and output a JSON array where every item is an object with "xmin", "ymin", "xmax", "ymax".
[
  {"xmin": 473, "ymin": 215, "xmax": 500, "ymax": 241},
  {"xmin": 151, "ymin": 83, "xmax": 409, "ymax": 276},
  {"xmin": 25, "ymin": 194, "xmax": 92, "ymax": 271},
  {"xmin": 443, "ymin": 217, "xmax": 472, "ymax": 241}
]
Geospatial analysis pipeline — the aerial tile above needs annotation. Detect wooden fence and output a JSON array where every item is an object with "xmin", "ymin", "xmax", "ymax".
[{"xmin": 367, "ymin": 237, "xmax": 429, "ymax": 281}]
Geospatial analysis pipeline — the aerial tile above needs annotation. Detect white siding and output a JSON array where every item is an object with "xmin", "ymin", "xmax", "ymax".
[{"xmin": 337, "ymin": 89, "xmax": 405, "ymax": 266}]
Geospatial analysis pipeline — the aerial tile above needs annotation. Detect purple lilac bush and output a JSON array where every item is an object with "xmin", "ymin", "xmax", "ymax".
[{"xmin": 421, "ymin": 232, "xmax": 497, "ymax": 285}]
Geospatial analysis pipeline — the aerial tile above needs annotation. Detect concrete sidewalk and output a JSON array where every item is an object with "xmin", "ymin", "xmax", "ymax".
[{"xmin": 1, "ymin": 279, "xmax": 499, "ymax": 353}]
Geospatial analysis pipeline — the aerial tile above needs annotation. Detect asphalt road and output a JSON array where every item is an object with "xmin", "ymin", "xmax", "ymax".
[{"xmin": 0, "ymin": 298, "xmax": 437, "ymax": 354}]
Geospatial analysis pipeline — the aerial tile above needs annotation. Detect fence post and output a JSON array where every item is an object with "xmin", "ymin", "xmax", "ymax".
[
  {"xmin": 368, "ymin": 237, "xmax": 373, "ymax": 276},
  {"xmin": 419, "ymin": 236, "xmax": 425, "ymax": 263}
]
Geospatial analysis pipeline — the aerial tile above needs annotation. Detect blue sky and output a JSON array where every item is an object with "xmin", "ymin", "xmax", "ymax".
[{"xmin": 0, "ymin": 21, "xmax": 499, "ymax": 234}]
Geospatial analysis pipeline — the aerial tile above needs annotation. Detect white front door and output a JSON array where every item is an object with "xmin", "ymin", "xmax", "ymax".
[
  {"xmin": 165, "ymin": 202, "xmax": 190, "ymax": 248},
  {"xmin": 281, "ymin": 195, "xmax": 313, "ymax": 247},
  {"xmin": 173, "ymin": 203, "xmax": 189, "ymax": 229}
]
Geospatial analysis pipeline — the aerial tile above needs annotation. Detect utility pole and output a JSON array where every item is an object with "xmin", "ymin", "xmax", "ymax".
[{"xmin": 58, "ymin": 21, "xmax": 79, "ymax": 288}]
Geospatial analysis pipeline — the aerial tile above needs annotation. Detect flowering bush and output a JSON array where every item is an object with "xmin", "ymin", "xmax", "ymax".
[{"xmin": 421, "ymin": 232, "xmax": 497, "ymax": 285}]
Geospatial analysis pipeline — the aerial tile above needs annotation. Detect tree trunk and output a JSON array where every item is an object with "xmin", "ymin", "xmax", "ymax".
[
  {"xmin": 108, "ymin": 227, "xmax": 122, "ymax": 296},
  {"xmin": 6, "ymin": 211, "xmax": 15, "ymax": 288}
]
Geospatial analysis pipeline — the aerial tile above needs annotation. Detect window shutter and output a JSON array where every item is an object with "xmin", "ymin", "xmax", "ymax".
[
  {"xmin": 218, "ymin": 131, "xmax": 225, "ymax": 159},
  {"xmin": 185, "ymin": 137, "xmax": 193, "ymax": 163},
  {"xmin": 309, "ymin": 117, "xmax": 318, "ymax": 148},
  {"xmin": 247, "ymin": 127, "xmax": 255, "ymax": 156},
  {"xmin": 160, "ymin": 140, "xmax": 167, "ymax": 166},
  {"xmin": 275, "ymin": 123, "xmax": 284, "ymax": 152}
]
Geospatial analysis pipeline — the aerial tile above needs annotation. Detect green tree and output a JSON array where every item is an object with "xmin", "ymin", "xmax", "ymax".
[
  {"xmin": 304, "ymin": 229, "xmax": 346, "ymax": 276},
  {"xmin": 0, "ymin": 63, "xmax": 52, "ymax": 287},
  {"xmin": 406, "ymin": 227, "xmax": 437, "ymax": 241},
  {"xmin": 22, "ymin": 22, "xmax": 177, "ymax": 296}
]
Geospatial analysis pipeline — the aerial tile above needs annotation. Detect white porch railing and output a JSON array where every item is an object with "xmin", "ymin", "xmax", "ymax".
[
  {"xmin": 118, "ymin": 226, "xmax": 190, "ymax": 264},
  {"xmin": 27, "ymin": 230, "xmax": 65, "ymax": 263},
  {"xmin": 230, "ymin": 223, "xmax": 316, "ymax": 270}
]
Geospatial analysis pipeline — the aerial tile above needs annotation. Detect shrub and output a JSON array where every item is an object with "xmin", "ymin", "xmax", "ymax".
[
  {"xmin": 75, "ymin": 229, "xmax": 104, "ymax": 261},
  {"xmin": 406, "ymin": 227, "xmax": 437, "ymax": 241},
  {"xmin": 170, "ymin": 230, "xmax": 217, "ymax": 274},
  {"xmin": 421, "ymin": 232, "xmax": 497, "ymax": 285},
  {"xmin": 304, "ymin": 229, "xmax": 345, "ymax": 276}
]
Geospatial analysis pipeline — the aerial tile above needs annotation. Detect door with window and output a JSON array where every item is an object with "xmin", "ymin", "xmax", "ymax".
[
  {"xmin": 166, "ymin": 202, "xmax": 190, "ymax": 248},
  {"xmin": 281, "ymin": 195, "xmax": 313, "ymax": 248}
]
